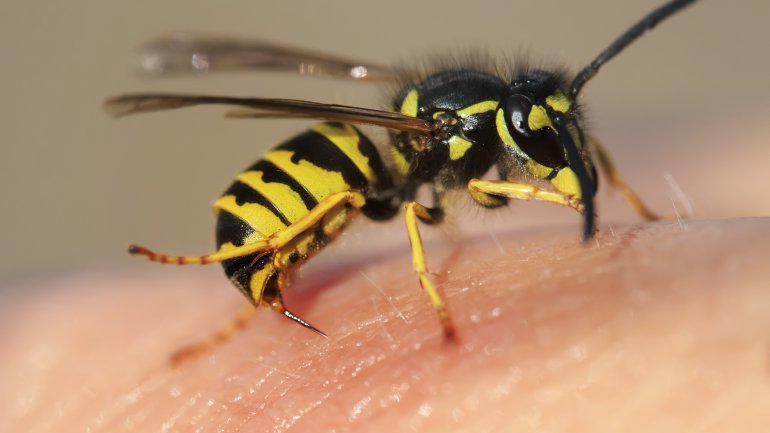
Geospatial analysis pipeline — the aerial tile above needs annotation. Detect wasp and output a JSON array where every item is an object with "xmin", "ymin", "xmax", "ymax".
[{"xmin": 106, "ymin": 0, "xmax": 698, "ymax": 362}]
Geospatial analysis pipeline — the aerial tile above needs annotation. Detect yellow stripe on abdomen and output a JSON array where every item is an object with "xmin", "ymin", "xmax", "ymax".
[
  {"xmin": 213, "ymin": 195, "xmax": 287, "ymax": 237},
  {"xmin": 236, "ymin": 170, "xmax": 310, "ymax": 224},
  {"xmin": 264, "ymin": 150, "xmax": 350, "ymax": 203},
  {"xmin": 311, "ymin": 123, "xmax": 377, "ymax": 184}
]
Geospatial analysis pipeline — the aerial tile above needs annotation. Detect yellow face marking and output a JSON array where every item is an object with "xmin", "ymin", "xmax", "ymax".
[
  {"xmin": 496, "ymin": 109, "xmax": 517, "ymax": 148},
  {"xmin": 545, "ymin": 91, "xmax": 571, "ymax": 113},
  {"xmin": 390, "ymin": 146, "xmax": 411, "ymax": 177},
  {"xmin": 213, "ymin": 195, "xmax": 287, "ymax": 237},
  {"xmin": 265, "ymin": 150, "xmax": 349, "ymax": 202},
  {"xmin": 550, "ymin": 167, "xmax": 582, "ymax": 198},
  {"xmin": 400, "ymin": 89, "xmax": 419, "ymax": 117},
  {"xmin": 311, "ymin": 123, "xmax": 376, "ymax": 183},
  {"xmin": 236, "ymin": 171, "xmax": 309, "ymax": 223},
  {"xmin": 526, "ymin": 159, "xmax": 553, "ymax": 179},
  {"xmin": 448, "ymin": 135, "xmax": 473, "ymax": 160},
  {"xmin": 527, "ymin": 104, "xmax": 554, "ymax": 132},
  {"xmin": 456, "ymin": 100, "xmax": 498, "ymax": 118}
]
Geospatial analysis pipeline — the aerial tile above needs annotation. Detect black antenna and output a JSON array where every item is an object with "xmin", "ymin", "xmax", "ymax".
[{"xmin": 570, "ymin": 0, "xmax": 699, "ymax": 98}]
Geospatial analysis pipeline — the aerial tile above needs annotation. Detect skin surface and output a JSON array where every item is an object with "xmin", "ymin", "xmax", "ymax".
[{"xmin": 2, "ymin": 217, "xmax": 769, "ymax": 433}]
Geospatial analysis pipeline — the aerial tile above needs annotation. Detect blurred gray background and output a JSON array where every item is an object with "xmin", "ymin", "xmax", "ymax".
[{"xmin": 2, "ymin": 0, "xmax": 769, "ymax": 281}]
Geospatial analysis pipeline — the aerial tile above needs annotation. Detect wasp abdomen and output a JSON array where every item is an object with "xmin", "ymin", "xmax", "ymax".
[{"xmin": 213, "ymin": 122, "xmax": 390, "ymax": 304}]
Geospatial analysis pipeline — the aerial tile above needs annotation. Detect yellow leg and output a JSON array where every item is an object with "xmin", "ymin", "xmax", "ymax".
[
  {"xmin": 170, "ymin": 304, "xmax": 257, "ymax": 366},
  {"xmin": 128, "ymin": 242, "xmax": 270, "ymax": 265},
  {"xmin": 468, "ymin": 179, "xmax": 584, "ymax": 213},
  {"xmin": 589, "ymin": 136, "xmax": 663, "ymax": 221},
  {"xmin": 130, "ymin": 191, "xmax": 367, "ymax": 265},
  {"xmin": 404, "ymin": 201, "xmax": 457, "ymax": 341},
  {"xmin": 166, "ymin": 192, "xmax": 366, "ymax": 364}
]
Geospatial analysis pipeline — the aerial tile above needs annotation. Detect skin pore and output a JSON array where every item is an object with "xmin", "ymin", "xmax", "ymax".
[{"xmin": 2, "ymin": 120, "xmax": 770, "ymax": 432}]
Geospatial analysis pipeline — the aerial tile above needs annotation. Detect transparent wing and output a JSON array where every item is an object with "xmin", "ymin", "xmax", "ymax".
[
  {"xmin": 104, "ymin": 93, "xmax": 432, "ymax": 133},
  {"xmin": 139, "ymin": 32, "xmax": 404, "ymax": 82}
]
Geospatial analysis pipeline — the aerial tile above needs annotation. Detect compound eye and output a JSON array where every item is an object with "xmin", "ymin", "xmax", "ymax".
[
  {"xmin": 504, "ymin": 95, "xmax": 534, "ymax": 138},
  {"xmin": 503, "ymin": 94, "xmax": 565, "ymax": 168}
]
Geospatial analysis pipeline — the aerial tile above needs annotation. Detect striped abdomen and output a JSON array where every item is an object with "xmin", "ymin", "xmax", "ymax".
[{"xmin": 213, "ymin": 122, "xmax": 390, "ymax": 304}]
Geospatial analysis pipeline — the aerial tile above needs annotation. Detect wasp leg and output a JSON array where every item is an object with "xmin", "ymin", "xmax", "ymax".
[
  {"xmin": 468, "ymin": 179, "xmax": 584, "ymax": 213},
  {"xmin": 129, "ymin": 190, "xmax": 367, "ymax": 265},
  {"xmin": 170, "ymin": 303, "xmax": 257, "ymax": 366},
  {"xmin": 589, "ymin": 136, "xmax": 666, "ymax": 221},
  {"xmin": 167, "ymin": 191, "xmax": 366, "ymax": 364},
  {"xmin": 128, "ymin": 242, "xmax": 270, "ymax": 265},
  {"xmin": 404, "ymin": 201, "xmax": 457, "ymax": 341}
]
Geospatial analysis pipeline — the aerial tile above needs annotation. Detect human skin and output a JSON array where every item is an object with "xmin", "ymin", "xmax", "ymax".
[{"xmin": 2, "ymin": 216, "xmax": 769, "ymax": 432}]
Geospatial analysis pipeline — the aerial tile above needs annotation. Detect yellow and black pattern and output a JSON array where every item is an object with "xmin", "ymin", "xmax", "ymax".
[
  {"xmin": 113, "ymin": 0, "xmax": 699, "ymax": 362},
  {"xmin": 389, "ymin": 70, "xmax": 506, "ymax": 190},
  {"xmin": 213, "ymin": 122, "xmax": 391, "ymax": 305}
]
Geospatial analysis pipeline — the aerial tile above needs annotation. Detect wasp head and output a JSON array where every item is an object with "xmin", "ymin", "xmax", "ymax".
[{"xmin": 499, "ymin": 70, "xmax": 597, "ymax": 239}]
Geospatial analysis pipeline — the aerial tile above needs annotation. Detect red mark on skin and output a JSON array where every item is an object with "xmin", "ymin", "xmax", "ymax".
[{"xmin": 607, "ymin": 225, "xmax": 644, "ymax": 260}]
